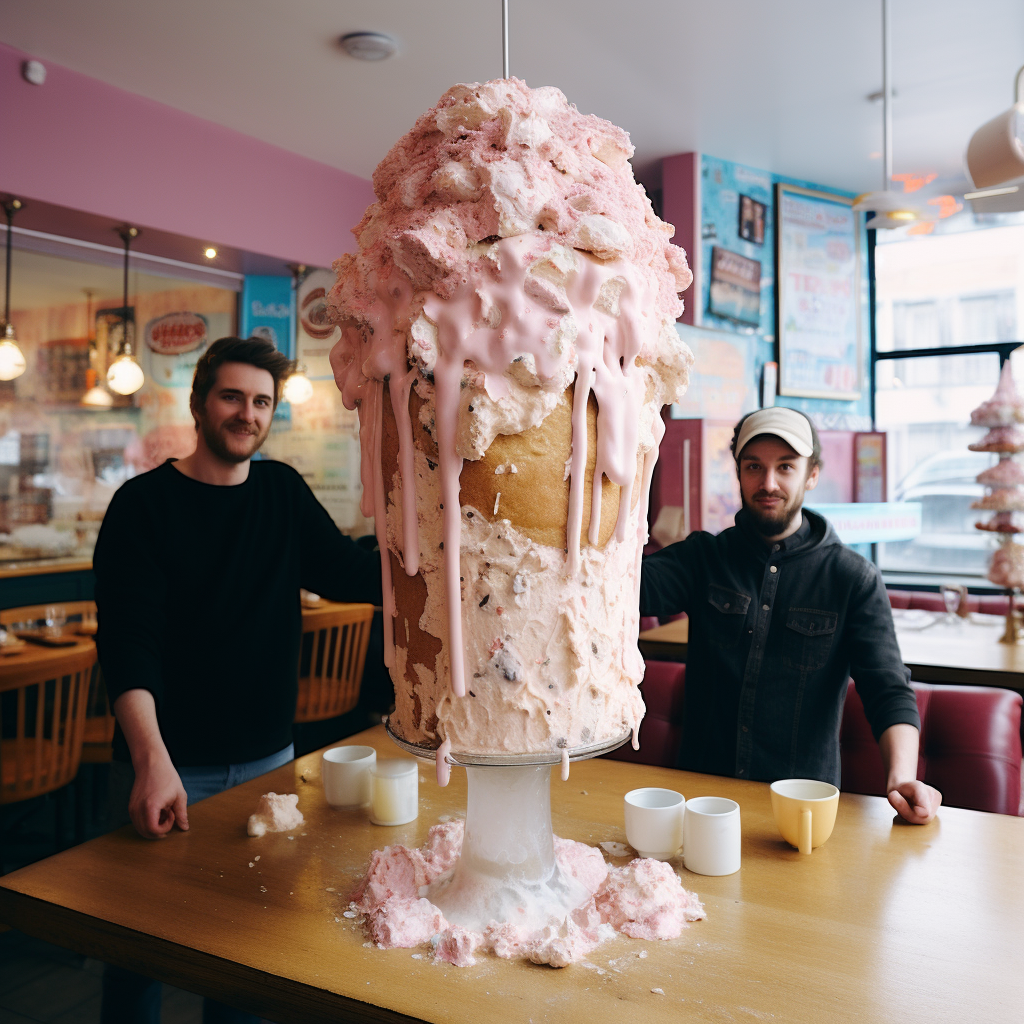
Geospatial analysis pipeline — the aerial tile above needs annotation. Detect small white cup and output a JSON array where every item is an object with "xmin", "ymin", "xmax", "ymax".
[
  {"xmin": 321, "ymin": 745, "xmax": 376, "ymax": 808},
  {"xmin": 683, "ymin": 796, "xmax": 741, "ymax": 876},
  {"xmin": 369, "ymin": 759, "xmax": 419, "ymax": 826},
  {"xmin": 624, "ymin": 787, "xmax": 685, "ymax": 860}
]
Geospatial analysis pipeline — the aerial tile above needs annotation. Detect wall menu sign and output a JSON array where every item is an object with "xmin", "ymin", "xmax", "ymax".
[
  {"xmin": 297, "ymin": 269, "xmax": 341, "ymax": 380},
  {"xmin": 775, "ymin": 184, "xmax": 862, "ymax": 400}
]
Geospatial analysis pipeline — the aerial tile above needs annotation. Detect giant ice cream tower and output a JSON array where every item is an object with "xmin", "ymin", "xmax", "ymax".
[
  {"xmin": 971, "ymin": 361, "xmax": 1024, "ymax": 641},
  {"xmin": 328, "ymin": 79, "xmax": 695, "ymax": 952}
]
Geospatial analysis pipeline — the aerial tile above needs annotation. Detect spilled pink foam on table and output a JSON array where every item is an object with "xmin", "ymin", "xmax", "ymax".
[{"xmin": 348, "ymin": 820, "xmax": 705, "ymax": 968}]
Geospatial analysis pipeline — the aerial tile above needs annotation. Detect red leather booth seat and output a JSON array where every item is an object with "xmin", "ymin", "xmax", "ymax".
[
  {"xmin": 607, "ymin": 664, "xmax": 1023, "ymax": 816},
  {"xmin": 885, "ymin": 588, "xmax": 1011, "ymax": 616},
  {"xmin": 841, "ymin": 680, "xmax": 1022, "ymax": 815},
  {"xmin": 639, "ymin": 616, "xmax": 660, "ymax": 633},
  {"xmin": 605, "ymin": 661, "xmax": 685, "ymax": 768}
]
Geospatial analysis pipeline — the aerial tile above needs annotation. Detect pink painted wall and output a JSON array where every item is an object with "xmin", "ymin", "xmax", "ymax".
[{"xmin": 0, "ymin": 42, "xmax": 375, "ymax": 268}]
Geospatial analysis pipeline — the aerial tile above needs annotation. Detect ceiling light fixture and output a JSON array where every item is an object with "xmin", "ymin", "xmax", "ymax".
[
  {"xmin": 338, "ymin": 32, "xmax": 397, "ymax": 61},
  {"xmin": 81, "ymin": 288, "xmax": 114, "ymax": 408},
  {"xmin": 853, "ymin": 0, "xmax": 933, "ymax": 230},
  {"xmin": 204, "ymin": 247, "xmax": 217, "ymax": 259},
  {"xmin": 965, "ymin": 65, "xmax": 1024, "ymax": 190},
  {"xmin": 963, "ymin": 185, "xmax": 1020, "ymax": 201},
  {"xmin": 106, "ymin": 226, "xmax": 145, "ymax": 397},
  {"xmin": 0, "ymin": 198, "xmax": 27, "ymax": 381}
]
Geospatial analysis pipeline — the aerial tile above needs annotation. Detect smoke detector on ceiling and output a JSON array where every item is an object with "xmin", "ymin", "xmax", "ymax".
[{"xmin": 339, "ymin": 32, "xmax": 397, "ymax": 61}]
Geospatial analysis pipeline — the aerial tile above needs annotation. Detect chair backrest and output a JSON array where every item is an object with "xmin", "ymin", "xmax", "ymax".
[
  {"xmin": 841, "ymin": 680, "xmax": 1022, "ymax": 815},
  {"xmin": 295, "ymin": 603, "xmax": 375, "ymax": 723},
  {"xmin": 0, "ymin": 644, "xmax": 96, "ymax": 804},
  {"xmin": 0, "ymin": 602, "xmax": 114, "ymax": 762},
  {"xmin": 604, "ymin": 660, "xmax": 686, "ymax": 767},
  {"xmin": 0, "ymin": 601, "xmax": 96, "ymax": 626}
]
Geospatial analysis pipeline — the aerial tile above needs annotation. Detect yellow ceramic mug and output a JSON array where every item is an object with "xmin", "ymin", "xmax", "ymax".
[{"xmin": 769, "ymin": 779, "xmax": 840, "ymax": 854}]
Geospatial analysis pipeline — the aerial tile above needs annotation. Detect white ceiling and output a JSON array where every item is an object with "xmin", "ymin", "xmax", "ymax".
[{"xmin": 4, "ymin": 0, "xmax": 1024, "ymax": 197}]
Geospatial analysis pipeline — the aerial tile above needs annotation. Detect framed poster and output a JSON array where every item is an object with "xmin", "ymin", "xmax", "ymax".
[
  {"xmin": 297, "ymin": 269, "xmax": 342, "ymax": 380},
  {"xmin": 775, "ymin": 184, "xmax": 862, "ymax": 399},
  {"xmin": 854, "ymin": 431, "xmax": 887, "ymax": 503},
  {"xmin": 738, "ymin": 194, "xmax": 766, "ymax": 245},
  {"xmin": 708, "ymin": 247, "xmax": 762, "ymax": 327}
]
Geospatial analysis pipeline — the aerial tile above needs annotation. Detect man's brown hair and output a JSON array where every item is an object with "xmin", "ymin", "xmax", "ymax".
[{"xmin": 191, "ymin": 336, "xmax": 295, "ymax": 412}]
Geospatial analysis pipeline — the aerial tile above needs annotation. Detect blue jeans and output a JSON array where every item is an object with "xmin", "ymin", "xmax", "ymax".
[{"xmin": 101, "ymin": 744, "xmax": 294, "ymax": 1024}]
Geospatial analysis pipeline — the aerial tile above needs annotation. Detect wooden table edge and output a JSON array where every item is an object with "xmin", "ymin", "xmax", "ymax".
[{"xmin": 0, "ymin": 886, "xmax": 423, "ymax": 1024}]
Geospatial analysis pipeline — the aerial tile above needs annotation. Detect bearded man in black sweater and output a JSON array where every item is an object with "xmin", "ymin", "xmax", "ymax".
[{"xmin": 93, "ymin": 336, "xmax": 381, "ymax": 1022}]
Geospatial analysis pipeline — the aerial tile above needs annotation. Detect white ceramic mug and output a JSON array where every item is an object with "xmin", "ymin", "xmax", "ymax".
[
  {"xmin": 682, "ymin": 796, "xmax": 741, "ymax": 876},
  {"xmin": 321, "ymin": 745, "xmax": 376, "ymax": 808},
  {"xmin": 624, "ymin": 788, "xmax": 685, "ymax": 860}
]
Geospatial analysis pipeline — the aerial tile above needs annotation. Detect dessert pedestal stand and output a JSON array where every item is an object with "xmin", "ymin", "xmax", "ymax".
[
  {"xmin": 1000, "ymin": 586, "xmax": 1021, "ymax": 645},
  {"xmin": 387, "ymin": 719, "xmax": 630, "ymax": 931}
]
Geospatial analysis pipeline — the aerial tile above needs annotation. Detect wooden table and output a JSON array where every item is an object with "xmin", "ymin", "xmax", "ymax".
[
  {"xmin": 639, "ymin": 613, "xmax": 1024, "ymax": 693},
  {"xmin": 0, "ymin": 724, "xmax": 1021, "ymax": 1023},
  {"xmin": 0, "ymin": 634, "xmax": 95, "ymax": 666}
]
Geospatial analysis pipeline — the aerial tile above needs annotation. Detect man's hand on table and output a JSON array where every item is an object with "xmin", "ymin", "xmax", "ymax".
[
  {"xmin": 879, "ymin": 723, "xmax": 941, "ymax": 824},
  {"xmin": 887, "ymin": 779, "xmax": 942, "ymax": 824},
  {"xmin": 129, "ymin": 755, "xmax": 189, "ymax": 839},
  {"xmin": 113, "ymin": 688, "xmax": 190, "ymax": 839}
]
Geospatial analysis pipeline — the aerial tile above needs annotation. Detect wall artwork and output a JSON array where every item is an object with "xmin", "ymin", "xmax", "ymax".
[
  {"xmin": 775, "ymin": 183, "xmax": 862, "ymax": 400},
  {"xmin": 708, "ymin": 247, "xmax": 762, "ymax": 327},
  {"xmin": 738, "ymin": 194, "xmax": 767, "ymax": 245}
]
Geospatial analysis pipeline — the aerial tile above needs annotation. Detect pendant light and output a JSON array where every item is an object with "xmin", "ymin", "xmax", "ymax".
[
  {"xmin": 81, "ymin": 288, "xmax": 114, "ymax": 408},
  {"xmin": 852, "ymin": 0, "xmax": 933, "ymax": 229},
  {"xmin": 0, "ymin": 198, "xmax": 27, "ymax": 381},
  {"xmin": 282, "ymin": 263, "xmax": 313, "ymax": 405},
  {"xmin": 106, "ymin": 225, "xmax": 145, "ymax": 396}
]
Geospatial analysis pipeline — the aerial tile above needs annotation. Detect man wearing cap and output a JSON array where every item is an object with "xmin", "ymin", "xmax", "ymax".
[{"xmin": 640, "ymin": 407, "xmax": 941, "ymax": 824}]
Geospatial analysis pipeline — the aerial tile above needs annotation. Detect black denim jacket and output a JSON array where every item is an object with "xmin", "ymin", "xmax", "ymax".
[{"xmin": 640, "ymin": 508, "xmax": 920, "ymax": 787}]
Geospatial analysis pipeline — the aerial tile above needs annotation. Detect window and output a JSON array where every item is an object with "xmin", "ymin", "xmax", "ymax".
[{"xmin": 874, "ymin": 217, "xmax": 1024, "ymax": 578}]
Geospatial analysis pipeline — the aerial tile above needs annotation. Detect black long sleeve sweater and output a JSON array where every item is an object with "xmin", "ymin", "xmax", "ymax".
[{"xmin": 93, "ymin": 459, "xmax": 382, "ymax": 766}]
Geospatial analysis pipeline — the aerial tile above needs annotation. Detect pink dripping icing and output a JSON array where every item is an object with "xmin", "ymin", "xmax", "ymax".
[
  {"xmin": 423, "ymin": 236, "xmax": 657, "ymax": 696},
  {"xmin": 560, "ymin": 746, "xmax": 570, "ymax": 782},
  {"xmin": 436, "ymin": 737, "xmax": 452, "ymax": 788},
  {"xmin": 335, "ymin": 234, "xmax": 665, "ymax": 708}
]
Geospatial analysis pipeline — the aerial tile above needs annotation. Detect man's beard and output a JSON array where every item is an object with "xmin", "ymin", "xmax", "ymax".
[
  {"xmin": 742, "ymin": 491, "xmax": 802, "ymax": 537},
  {"xmin": 199, "ymin": 416, "xmax": 270, "ymax": 464}
]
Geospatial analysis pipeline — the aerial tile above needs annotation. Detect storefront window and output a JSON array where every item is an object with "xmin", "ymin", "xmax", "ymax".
[
  {"xmin": 1, "ymin": 244, "xmax": 237, "ymax": 564},
  {"xmin": 874, "ymin": 216, "xmax": 1024, "ymax": 577}
]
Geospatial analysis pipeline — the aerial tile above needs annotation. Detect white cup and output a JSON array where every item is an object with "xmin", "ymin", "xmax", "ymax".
[
  {"xmin": 369, "ymin": 759, "xmax": 419, "ymax": 826},
  {"xmin": 624, "ymin": 788, "xmax": 685, "ymax": 860},
  {"xmin": 321, "ymin": 745, "xmax": 376, "ymax": 808},
  {"xmin": 683, "ymin": 796, "xmax": 741, "ymax": 876}
]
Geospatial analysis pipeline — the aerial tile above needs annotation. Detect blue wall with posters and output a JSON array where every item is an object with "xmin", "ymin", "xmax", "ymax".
[{"xmin": 679, "ymin": 154, "xmax": 872, "ymax": 430}]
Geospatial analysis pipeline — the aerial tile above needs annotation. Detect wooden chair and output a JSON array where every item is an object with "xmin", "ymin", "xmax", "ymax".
[
  {"xmin": 295, "ymin": 603, "xmax": 375, "ymax": 723},
  {"xmin": 0, "ymin": 601, "xmax": 97, "ymax": 629},
  {"xmin": 1, "ymin": 601, "xmax": 114, "ymax": 763},
  {"xmin": 0, "ymin": 644, "xmax": 96, "ymax": 868}
]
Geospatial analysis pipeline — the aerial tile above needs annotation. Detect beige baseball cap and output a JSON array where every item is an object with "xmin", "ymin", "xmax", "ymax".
[{"xmin": 734, "ymin": 408, "xmax": 814, "ymax": 459}]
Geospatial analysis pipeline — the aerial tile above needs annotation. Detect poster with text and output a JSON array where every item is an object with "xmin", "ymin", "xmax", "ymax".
[{"xmin": 776, "ymin": 184, "xmax": 862, "ymax": 400}]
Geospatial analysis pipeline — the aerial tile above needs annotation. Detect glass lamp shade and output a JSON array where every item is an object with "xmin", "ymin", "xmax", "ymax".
[
  {"xmin": 81, "ymin": 383, "xmax": 115, "ymax": 408},
  {"xmin": 282, "ymin": 370, "xmax": 314, "ymax": 405},
  {"xmin": 106, "ymin": 353, "xmax": 145, "ymax": 396},
  {"xmin": 0, "ymin": 336, "xmax": 26, "ymax": 381}
]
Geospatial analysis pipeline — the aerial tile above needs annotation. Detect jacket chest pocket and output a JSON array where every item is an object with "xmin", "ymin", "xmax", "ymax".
[
  {"xmin": 783, "ymin": 608, "xmax": 838, "ymax": 673},
  {"xmin": 706, "ymin": 584, "xmax": 751, "ymax": 649}
]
